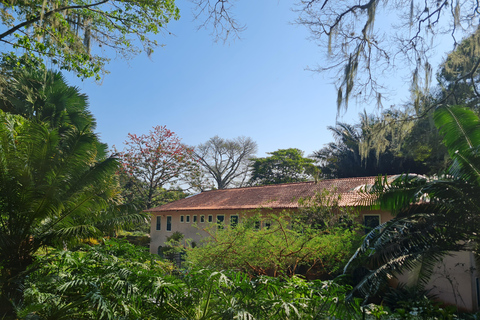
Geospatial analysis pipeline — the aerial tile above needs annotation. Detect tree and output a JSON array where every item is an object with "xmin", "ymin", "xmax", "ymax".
[
  {"xmin": 115, "ymin": 125, "xmax": 196, "ymax": 209},
  {"xmin": 192, "ymin": 1, "xmax": 480, "ymax": 112},
  {"xmin": 313, "ymin": 122, "xmax": 365, "ymax": 178},
  {"xmin": 0, "ymin": 66, "xmax": 95, "ymax": 131},
  {"xmin": 0, "ymin": 0, "xmax": 180, "ymax": 80},
  {"xmin": 249, "ymin": 148, "xmax": 317, "ymax": 186},
  {"xmin": 313, "ymin": 115, "xmax": 438, "ymax": 178},
  {"xmin": 194, "ymin": 135, "xmax": 257, "ymax": 190},
  {"xmin": 0, "ymin": 110, "xmax": 143, "ymax": 316},
  {"xmin": 296, "ymin": 0, "xmax": 480, "ymax": 112},
  {"xmin": 341, "ymin": 32, "xmax": 480, "ymax": 178},
  {"xmin": 191, "ymin": 0, "xmax": 245, "ymax": 42},
  {"xmin": 436, "ymin": 28, "xmax": 480, "ymax": 113},
  {"xmin": 344, "ymin": 105, "xmax": 480, "ymax": 301}
]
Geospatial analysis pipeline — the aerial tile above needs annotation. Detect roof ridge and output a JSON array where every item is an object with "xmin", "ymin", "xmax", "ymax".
[{"xmin": 198, "ymin": 175, "xmax": 384, "ymax": 193}]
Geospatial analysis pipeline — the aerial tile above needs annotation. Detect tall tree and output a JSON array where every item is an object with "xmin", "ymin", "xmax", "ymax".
[
  {"xmin": 344, "ymin": 105, "xmax": 480, "ymax": 301},
  {"xmin": 296, "ymin": 0, "xmax": 480, "ymax": 112},
  {"xmin": 116, "ymin": 126, "xmax": 196, "ymax": 209},
  {"xmin": 0, "ymin": 0, "xmax": 180, "ymax": 79},
  {"xmin": 353, "ymin": 31, "xmax": 480, "ymax": 175},
  {"xmin": 0, "ymin": 111, "xmax": 142, "ymax": 316},
  {"xmin": 0, "ymin": 66, "xmax": 95, "ymax": 131},
  {"xmin": 436, "ymin": 28, "xmax": 480, "ymax": 113},
  {"xmin": 194, "ymin": 135, "xmax": 257, "ymax": 190},
  {"xmin": 249, "ymin": 148, "xmax": 317, "ymax": 186}
]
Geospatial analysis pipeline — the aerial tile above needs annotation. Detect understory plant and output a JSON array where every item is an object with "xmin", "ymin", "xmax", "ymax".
[
  {"xmin": 17, "ymin": 238, "xmax": 364, "ymax": 319},
  {"xmin": 187, "ymin": 208, "xmax": 362, "ymax": 279}
]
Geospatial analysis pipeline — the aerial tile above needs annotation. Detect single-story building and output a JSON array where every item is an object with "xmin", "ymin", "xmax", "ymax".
[
  {"xmin": 146, "ymin": 176, "xmax": 480, "ymax": 312},
  {"xmin": 146, "ymin": 176, "xmax": 394, "ymax": 253}
]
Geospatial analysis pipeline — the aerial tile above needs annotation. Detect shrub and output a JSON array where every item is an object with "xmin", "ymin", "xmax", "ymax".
[{"xmin": 187, "ymin": 210, "xmax": 362, "ymax": 279}]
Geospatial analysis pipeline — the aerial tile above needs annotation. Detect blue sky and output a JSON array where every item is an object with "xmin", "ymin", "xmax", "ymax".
[{"xmin": 65, "ymin": 0, "xmax": 452, "ymax": 158}]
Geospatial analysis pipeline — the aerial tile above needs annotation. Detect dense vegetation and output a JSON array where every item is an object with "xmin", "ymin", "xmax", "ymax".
[
  {"xmin": 2, "ymin": 7, "xmax": 480, "ymax": 319},
  {"xmin": 187, "ymin": 210, "xmax": 361, "ymax": 279}
]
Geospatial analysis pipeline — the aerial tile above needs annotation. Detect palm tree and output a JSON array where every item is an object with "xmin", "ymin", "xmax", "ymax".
[
  {"xmin": 0, "ymin": 67, "xmax": 95, "ymax": 131},
  {"xmin": 344, "ymin": 105, "xmax": 480, "ymax": 301},
  {"xmin": 312, "ymin": 123, "xmax": 364, "ymax": 178},
  {"xmin": 0, "ymin": 112, "xmax": 142, "ymax": 316}
]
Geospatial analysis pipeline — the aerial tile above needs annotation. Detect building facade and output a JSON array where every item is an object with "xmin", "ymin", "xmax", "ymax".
[{"xmin": 146, "ymin": 177, "xmax": 393, "ymax": 254}]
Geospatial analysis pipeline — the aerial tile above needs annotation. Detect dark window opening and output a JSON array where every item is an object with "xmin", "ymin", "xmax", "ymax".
[
  {"xmin": 364, "ymin": 215, "xmax": 380, "ymax": 234},
  {"xmin": 230, "ymin": 215, "xmax": 238, "ymax": 227},
  {"xmin": 217, "ymin": 215, "xmax": 225, "ymax": 229}
]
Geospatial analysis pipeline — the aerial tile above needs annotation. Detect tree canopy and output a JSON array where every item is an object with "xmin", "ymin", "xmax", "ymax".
[
  {"xmin": 249, "ymin": 148, "xmax": 317, "ymax": 186},
  {"xmin": 115, "ymin": 125, "xmax": 196, "ymax": 209},
  {"xmin": 297, "ymin": 0, "xmax": 480, "ymax": 112},
  {"xmin": 0, "ymin": 0, "xmax": 180, "ymax": 80},
  {"xmin": 194, "ymin": 135, "xmax": 257, "ymax": 190},
  {"xmin": 0, "ymin": 66, "xmax": 145, "ymax": 316},
  {"xmin": 0, "ymin": 66, "xmax": 95, "ymax": 130},
  {"xmin": 0, "ymin": 110, "xmax": 142, "ymax": 314},
  {"xmin": 312, "ymin": 113, "xmax": 443, "ymax": 178}
]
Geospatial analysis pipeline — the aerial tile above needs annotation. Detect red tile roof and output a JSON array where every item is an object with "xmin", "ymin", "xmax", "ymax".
[{"xmin": 146, "ymin": 176, "xmax": 390, "ymax": 212}]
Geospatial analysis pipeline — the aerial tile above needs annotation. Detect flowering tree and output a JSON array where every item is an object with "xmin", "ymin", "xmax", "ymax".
[{"xmin": 116, "ymin": 126, "xmax": 196, "ymax": 209}]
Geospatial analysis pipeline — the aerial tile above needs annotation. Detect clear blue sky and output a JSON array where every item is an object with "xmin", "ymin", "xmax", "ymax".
[{"xmin": 65, "ymin": 0, "xmax": 452, "ymax": 158}]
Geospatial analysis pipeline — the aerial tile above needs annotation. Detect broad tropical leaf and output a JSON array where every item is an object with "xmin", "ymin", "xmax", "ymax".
[{"xmin": 344, "ymin": 105, "xmax": 480, "ymax": 302}]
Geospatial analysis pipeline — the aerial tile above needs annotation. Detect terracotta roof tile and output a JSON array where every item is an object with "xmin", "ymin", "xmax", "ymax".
[{"xmin": 145, "ymin": 176, "xmax": 393, "ymax": 212}]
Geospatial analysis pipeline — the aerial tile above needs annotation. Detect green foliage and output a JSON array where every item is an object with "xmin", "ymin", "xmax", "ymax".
[
  {"xmin": 18, "ymin": 238, "xmax": 176, "ymax": 319},
  {"xmin": 438, "ymin": 28, "xmax": 480, "ymax": 113},
  {"xmin": 0, "ymin": 0, "xmax": 180, "ymax": 80},
  {"xmin": 187, "ymin": 209, "xmax": 362, "ymax": 279},
  {"xmin": 296, "ymin": 188, "xmax": 359, "ymax": 229},
  {"xmin": 315, "ymin": 105, "xmax": 454, "ymax": 179},
  {"xmin": 0, "ymin": 109, "xmax": 143, "ymax": 314},
  {"xmin": 312, "ymin": 117, "xmax": 435, "ymax": 178},
  {"xmin": 383, "ymin": 283, "xmax": 437, "ymax": 313},
  {"xmin": 0, "ymin": 66, "xmax": 96, "ymax": 131},
  {"xmin": 19, "ymin": 244, "xmax": 363, "ymax": 320},
  {"xmin": 249, "ymin": 148, "xmax": 317, "ymax": 186},
  {"xmin": 344, "ymin": 105, "xmax": 480, "ymax": 301},
  {"xmin": 0, "ymin": 71, "xmax": 145, "ymax": 314}
]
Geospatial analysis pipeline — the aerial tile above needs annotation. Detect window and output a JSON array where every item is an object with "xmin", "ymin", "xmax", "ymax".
[
  {"xmin": 364, "ymin": 215, "xmax": 380, "ymax": 234},
  {"xmin": 217, "ymin": 215, "xmax": 225, "ymax": 229},
  {"xmin": 193, "ymin": 215, "xmax": 197, "ymax": 223},
  {"xmin": 230, "ymin": 215, "xmax": 238, "ymax": 227},
  {"xmin": 208, "ymin": 215, "xmax": 213, "ymax": 223},
  {"xmin": 186, "ymin": 215, "xmax": 190, "ymax": 223},
  {"xmin": 180, "ymin": 215, "xmax": 184, "ymax": 223},
  {"xmin": 200, "ymin": 215, "xmax": 205, "ymax": 223},
  {"xmin": 166, "ymin": 216, "xmax": 172, "ymax": 231},
  {"xmin": 254, "ymin": 220, "xmax": 261, "ymax": 230},
  {"xmin": 156, "ymin": 216, "xmax": 161, "ymax": 230},
  {"xmin": 263, "ymin": 221, "xmax": 271, "ymax": 229}
]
